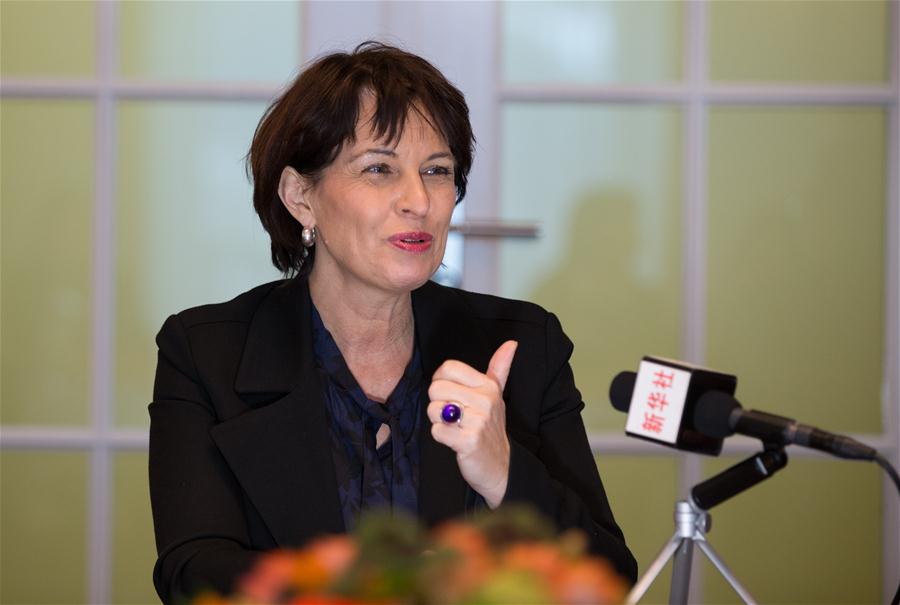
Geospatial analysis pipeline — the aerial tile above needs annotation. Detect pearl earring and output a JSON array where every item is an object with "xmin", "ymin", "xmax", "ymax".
[{"xmin": 301, "ymin": 226, "xmax": 317, "ymax": 248}]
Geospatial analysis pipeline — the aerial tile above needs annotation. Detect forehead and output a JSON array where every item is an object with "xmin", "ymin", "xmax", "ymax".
[{"xmin": 351, "ymin": 95, "xmax": 448, "ymax": 149}]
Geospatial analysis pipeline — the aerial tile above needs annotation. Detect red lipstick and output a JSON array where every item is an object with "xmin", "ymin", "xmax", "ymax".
[{"xmin": 389, "ymin": 231, "xmax": 433, "ymax": 253}]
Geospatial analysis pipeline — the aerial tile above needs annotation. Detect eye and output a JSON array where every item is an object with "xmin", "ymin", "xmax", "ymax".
[
  {"xmin": 423, "ymin": 165, "xmax": 453, "ymax": 177},
  {"xmin": 364, "ymin": 163, "xmax": 392, "ymax": 175}
]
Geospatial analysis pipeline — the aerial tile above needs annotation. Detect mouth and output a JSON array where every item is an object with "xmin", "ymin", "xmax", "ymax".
[{"xmin": 389, "ymin": 232, "xmax": 433, "ymax": 253}]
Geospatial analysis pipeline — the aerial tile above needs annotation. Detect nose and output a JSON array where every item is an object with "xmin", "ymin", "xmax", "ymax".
[{"xmin": 397, "ymin": 171, "xmax": 430, "ymax": 217}]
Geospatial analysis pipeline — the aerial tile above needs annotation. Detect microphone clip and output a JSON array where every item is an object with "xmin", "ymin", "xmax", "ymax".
[{"xmin": 691, "ymin": 443, "xmax": 789, "ymax": 511}]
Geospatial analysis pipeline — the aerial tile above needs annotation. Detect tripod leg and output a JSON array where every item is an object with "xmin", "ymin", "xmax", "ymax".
[
  {"xmin": 695, "ymin": 539, "xmax": 757, "ymax": 605},
  {"xmin": 669, "ymin": 539, "xmax": 694, "ymax": 605},
  {"xmin": 626, "ymin": 535, "xmax": 683, "ymax": 605}
]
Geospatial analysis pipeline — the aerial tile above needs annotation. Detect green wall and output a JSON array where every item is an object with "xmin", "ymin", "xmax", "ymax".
[{"xmin": 500, "ymin": 2, "xmax": 890, "ymax": 603}]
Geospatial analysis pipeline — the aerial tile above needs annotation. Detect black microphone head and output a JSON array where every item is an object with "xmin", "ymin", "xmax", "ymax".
[
  {"xmin": 609, "ymin": 371, "xmax": 637, "ymax": 412},
  {"xmin": 694, "ymin": 391, "xmax": 743, "ymax": 438}
]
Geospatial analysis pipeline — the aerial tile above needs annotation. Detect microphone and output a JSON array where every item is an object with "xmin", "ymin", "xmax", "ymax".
[
  {"xmin": 694, "ymin": 391, "xmax": 877, "ymax": 460},
  {"xmin": 609, "ymin": 356, "xmax": 737, "ymax": 456}
]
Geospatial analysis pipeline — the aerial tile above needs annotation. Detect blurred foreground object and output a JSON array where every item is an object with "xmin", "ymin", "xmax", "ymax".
[{"xmin": 193, "ymin": 506, "xmax": 627, "ymax": 605}]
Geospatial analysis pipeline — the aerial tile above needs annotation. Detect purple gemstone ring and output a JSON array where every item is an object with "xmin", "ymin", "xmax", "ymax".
[{"xmin": 441, "ymin": 402, "xmax": 462, "ymax": 424}]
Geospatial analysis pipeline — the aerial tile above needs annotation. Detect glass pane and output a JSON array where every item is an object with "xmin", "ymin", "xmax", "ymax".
[
  {"xmin": 115, "ymin": 101, "xmax": 281, "ymax": 427},
  {"xmin": 710, "ymin": 0, "xmax": 889, "ymax": 82},
  {"xmin": 0, "ymin": 451, "xmax": 88, "ymax": 604},
  {"xmin": 708, "ymin": 107, "xmax": 885, "ymax": 434},
  {"xmin": 1, "ymin": 100, "xmax": 94, "ymax": 425},
  {"xmin": 503, "ymin": 0, "xmax": 683, "ymax": 84},
  {"xmin": 499, "ymin": 104, "xmax": 683, "ymax": 432},
  {"xmin": 702, "ymin": 456, "xmax": 881, "ymax": 603},
  {"xmin": 112, "ymin": 453, "xmax": 157, "ymax": 604},
  {"xmin": 0, "ymin": 0, "xmax": 95, "ymax": 77},
  {"xmin": 596, "ymin": 455, "xmax": 678, "ymax": 603},
  {"xmin": 119, "ymin": 1, "xmax": 300, "ymax": 82}
]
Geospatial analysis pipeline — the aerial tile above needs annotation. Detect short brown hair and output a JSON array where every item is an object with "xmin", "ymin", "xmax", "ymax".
[{"xmin": 248, "ymin": 41, "xmax": 475, "ymax": 275}]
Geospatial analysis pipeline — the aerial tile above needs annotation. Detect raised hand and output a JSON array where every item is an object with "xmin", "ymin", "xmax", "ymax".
[{"xmin": 427, "ymin": 340, "xmax": 518, "ymax": 508}]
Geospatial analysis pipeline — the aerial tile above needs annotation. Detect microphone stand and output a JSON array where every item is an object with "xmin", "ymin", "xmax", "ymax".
[{"xmin": 626, "ymin": 445, "xmax": 788, "ymax": 605}]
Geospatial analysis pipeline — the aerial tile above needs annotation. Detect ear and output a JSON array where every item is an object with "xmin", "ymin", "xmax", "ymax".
[{"xmin": 277, "ymin": 166, "xmax": 316, "ymax": 227}]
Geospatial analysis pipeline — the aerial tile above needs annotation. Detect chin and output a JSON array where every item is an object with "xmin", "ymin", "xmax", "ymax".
[
  {"xmin": 390, "ymin": 274, "xmax": 433, "ymax": 294},
  {"xmin": 381, "ymin": 264, "xmax": 439, "ymax": 293}
]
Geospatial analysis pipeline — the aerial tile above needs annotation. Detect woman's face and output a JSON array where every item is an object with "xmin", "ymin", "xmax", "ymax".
[{"xmin": 286, "ymin": 97, "xmax": 457, "ymax": 298}]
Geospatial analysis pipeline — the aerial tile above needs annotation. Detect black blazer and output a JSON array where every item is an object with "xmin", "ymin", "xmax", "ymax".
[{"xmin": 149, "ymin": 276, "xmax": 637, "ymax": 603}]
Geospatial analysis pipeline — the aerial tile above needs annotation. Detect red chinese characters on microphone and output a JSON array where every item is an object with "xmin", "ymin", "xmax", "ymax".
[{"xmin": 626, "ymin": 360, "xmax": 690, "ymax": 445}]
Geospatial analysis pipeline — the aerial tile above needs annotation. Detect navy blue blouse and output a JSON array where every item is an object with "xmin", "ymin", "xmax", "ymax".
[{"xmin": 311, "ymin": 305, "xmax": 423, "ymax": 530}]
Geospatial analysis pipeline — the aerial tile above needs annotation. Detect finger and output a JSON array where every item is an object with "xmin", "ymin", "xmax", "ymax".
[
  {"xmin": 426, "ymin": 400, "xmax": 444, "ymax": 424},
  {"xmin": 432, "ymin": 359, "xmax": 489, "ymax": 388},
  {"xmin": 431, "ymin": 422, "xmax": 467, "ymax": 450},
  {"xmin": 428, "ymin": 380, "xmax": 492, "ymax": 412},
  {"xmin": 427, "ymin": 399, "xmax": 487, "ymax": 427},
  {"xmin": 427, "ymin": 400, "xmax": 466, "ymax": 424},
  {"xmin": 486, "ymin": 340, "xmax": 518, "ymax": 391}
]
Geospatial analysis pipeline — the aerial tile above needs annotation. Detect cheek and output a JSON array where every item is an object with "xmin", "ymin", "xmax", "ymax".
[
  {"xmin": 432, "ymin": 184, "xmax": 457, "ymax": 216},
  {"xmin": 432, "ymin": 210, "xmax": 455, "ymax": 259},
  {"xmin": 316, "ymin": 185, "xmax": 377, "ymax": 241}
]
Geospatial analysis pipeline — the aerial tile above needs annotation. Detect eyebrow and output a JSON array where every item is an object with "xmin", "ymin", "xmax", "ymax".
[
  {"xmin": 348, "ymin": 148, "xmax": 453, "ymax": 163},
  {"xmin": 349, "ymin": 148, "xmax": 396, "ymax": 162}
]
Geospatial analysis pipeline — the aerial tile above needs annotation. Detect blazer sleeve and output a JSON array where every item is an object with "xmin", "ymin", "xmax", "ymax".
[
  {"xmin": 501, "ymin": 312, "xmax": 639, "ymax": 584},
  {"xmin": 149, "ymin": 314, "xmax": 260, "ymax": 603}
]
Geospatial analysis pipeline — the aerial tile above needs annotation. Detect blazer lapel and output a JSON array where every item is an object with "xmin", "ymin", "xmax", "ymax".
[
  {"xmin": 413, "ymin": 281, "xmax": 493, "ymax": 525},
  {"xmin": 211, "ymin": 277, "xmax": 344, "ymax": 546}
]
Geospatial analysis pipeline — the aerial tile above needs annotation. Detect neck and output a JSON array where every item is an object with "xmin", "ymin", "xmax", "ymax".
[{"xmin": 308, "ymin": 265, "xmax": 415, "ymax": 356}]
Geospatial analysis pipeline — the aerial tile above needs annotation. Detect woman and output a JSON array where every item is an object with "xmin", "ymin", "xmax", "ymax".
[{"xmin": 149, "ymin": 42, "xmax": 636, "ymax": 603}]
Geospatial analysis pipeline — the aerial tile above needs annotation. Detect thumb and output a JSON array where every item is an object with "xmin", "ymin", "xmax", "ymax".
[{"xmin": 486, "ymin": 340, "xmax": 518, "ymax": 391}]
